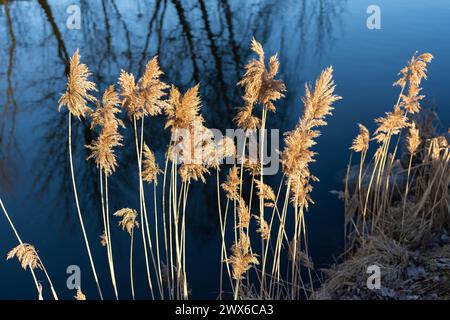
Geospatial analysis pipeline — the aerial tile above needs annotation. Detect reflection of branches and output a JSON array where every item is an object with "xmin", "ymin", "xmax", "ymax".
[
  {"xmin": 110, "ymin": 0, "xmax": 132, "ymax": 70},
  {"xmin": 157, "ymin": 0, "xmax": 168, "ymax": 56},
  {"xmin": 198, "ymin": 0, "xmax": 232, "ymax": 119},
  {"xmin": 37, "ymin": 0, "xmax": 69, "ymax": 68},
  {"xmin": 219, "ymin": 0, "xmax": 241, "ymax": 79},
  {"xmin": 1, "ymin": 0, "xmax": 18, "ymax": 151},
  {"xmin": 138, "ymin": 0, "xmax": 162, "ymax": 76},
  {"xmin": 0, "ymin": 0, "xmax": 19, "ymax": 193}
]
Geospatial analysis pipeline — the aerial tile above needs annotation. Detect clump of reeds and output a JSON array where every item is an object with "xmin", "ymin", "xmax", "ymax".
[{"xmin": 342, "ymin": 52, "xmax": 436, "ymax": 243}]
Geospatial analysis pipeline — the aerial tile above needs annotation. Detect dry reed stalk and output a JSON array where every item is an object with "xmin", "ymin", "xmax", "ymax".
[
  {"xmin": 1, "ymin": 202, "xmax": 40, "ymax": 296},
  {"xmin": 165, "ymin": 83, "xmax": 231, "ymax": 299},
  {"xmin": 279, "ymin": 66, "xmax": 341, "ymax": 299},
  {"xmin": 234, "ymin": 38, "xmax": 285, "ymax": 297},
  {"xmin": 119, "ymin": 57, "xmax": 169, "ymax": 299},
  {"xmin": 59, "ymin": 50, "xmax": 103, "ymax": 300},
  {"xmin": 86, "ymin": 85, "xmax": 124, "ymax": 300},
  {"xmin": 132, "ymin": 115, "xmax": 155, "ymax": 299},
  {"xmin": 142, "ymin": 143, "xmax": 164, "ymax": 298},
  {"xmin": 216, "ymin": 169, "xmax": 234, "ymax": 298},
  {"xmin": 401, "ymin": 121, "xmax": 421, "ymax": 235},
  {"xmin": 1, "ymin": 197, "xmax": 59, "ymax": 300}
]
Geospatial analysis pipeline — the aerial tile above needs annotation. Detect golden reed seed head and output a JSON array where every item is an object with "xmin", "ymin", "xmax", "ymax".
[
  {"xmin": 206, "ymin": 136, "xmax": 236, "ymax": 170},
  {"xmin": 254, "ymin": 215, "xmax": 270, "ymax": 240},
  {"xmin": 255, "ymin": 180, "xmax": 276, "ymax": 207},
  {"xmin": 228, "ymin": 232, "xmax": 259, "ymax": 280},
  {"xmin": 89, "ymin": 85, "xmax": 124, "ymax": 130},
  {"xmin": 243, "ymin": 156, "xmax": 261, "ymax": 176},
  {"xmin": 100, "ymin": 231, "xmax": 108, "ymax": 247},
  {"xmin": 395, "ymin": 52, "xmax": 433, "ymax": 89},
  {"xmin": 234, "ymin": 38, "xmax": 286, "ymax": 131},
  {"xmin": 139, "ymin": 56, "xmax": 170, "ymax": 116},
  {"xmin": 407, "ymin": 122, "xmax": 421, "ymax": 154},
  {"xmin": 221, "ymin": 167, "xmax": 240, "ymax": 200},
  {"xmin": 114, "ymin": 208, "xmax": 139, "ymax": 235},
  {"xmin": 374, "ymin": 105, "xmax": 409, "ymax": 139},
  {"xmin": 86, "ymin": 85, "xmax": 124, "ymax": 176},
  {"xmin": 74, "ymin": 288, "xmax": 86, "ymax": 300},
  {"xmin": 289, "ymin": 175, "xmax": 316, "ymax": 210},
  {"xmin": 400, "ymin": 86, "xmax": 425, "ymax": 114},
  {"xmin": 396, "ymin": 52, "xmax": 433, "ymax": 115},
  {"xmin": 118, "ymin": 56, "xmax": 168, "ymax": 119},
  {"xmin": 86, "ymin": 124, "xmax": 123, "ymax": 176},
  {"xmin": 165, "ymin": 84, "xmax": 203, "ymax": 132},
  {"xmin": 350, "ymin": 123, "xmax": 370, "ymax": 153},
  {"xmin": 281, "ymin": 67, "xmax": 341, "ymax": 180},
  {"xmin": 118, "ymin": 70, "xmax": 144, "ymax": 118},
  {"xmin": 7, "ymin": 243, "xmax": 42, "ymax": 270},
  {"xmin": 59, "ymin": 49, "xmax": 97, "ymax": 119},
  {"xmin": 142, "ymin": 143, "xmax": 162, "ymax": 185},
  {"xmin": 179, "ymin": 164, "xmax": 209, "ymax": 184}
]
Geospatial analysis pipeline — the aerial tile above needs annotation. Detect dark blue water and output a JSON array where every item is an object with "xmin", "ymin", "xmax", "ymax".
[{"xmin": 0, "ymin": 0, "xmax": 449, "ymax": 299}]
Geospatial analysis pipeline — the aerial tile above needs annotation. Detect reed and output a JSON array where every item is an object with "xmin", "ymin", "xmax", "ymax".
[
  {"xmin": 3, "ymin": 41, "xmax": 446, "ymax": 301},
  {"xmin": 114, "ymin": 208, "xmax": 139, "ymax": 299}
]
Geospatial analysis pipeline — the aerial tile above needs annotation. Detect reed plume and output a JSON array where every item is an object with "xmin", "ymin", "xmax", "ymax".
[
  {"xmin": 142, "ymin": 143, "xmax": 162, "ymax": 184},
  {"xmin": 100, "ymin": 231, "xmax": 108, "ymax": 247},
  {"xmin": 229, "ymin": 232, "xmax": 259, "ymax": 280},
  {"xmin": 74, "ymin": 288, "xmax": 86, "ymax": 300},
  {"xmin": 407, "ymin": 121, "xmax": 421, "ymax": 154},
  {"xmin": 7, "ymin": 244, "xmax": 41, "ymax": 270},
  {"xmin": 255, "ymin": 180, "xmax": 276, "ymax": 207},
  {"xmin": 281, "ymin": 67, "xmax": 341, "ymax": 202},
  {"xmin": 114, "ymin": 208, "xmax": 139, "ymax": 235},
  {"xmin": 87, "ymin": 85, "xmax": 124, "ymax": 176},
  {"xmin": 118, "ymin": 70, "xmax": 144, "ymax": 119},
  {"xmin": 139, "ymin": 56, "xmax": 170, "ymax": 116},
  {"xmin": 165, "ymin": 84, "xmax": 203, "ymax": 133},
  {"xmin": 114, "ymin": 208, "xmax": 139, "ymax": 299},
  {"xmin": 59, "ymin": 49, "xmax": 97, "ymax": 119},
  {"xmin": 237, "ymin": 200, "xmax": 251, "ymax": 229},
  {"xmin": 166, "ymin": 85, "xmax": 213, "ymax": 184},
  {"xmin": 396, "ymin": 53, "xmax": 433, "ymax": 114},
  {"xmin": 277, "ymin": 67, "xmax": 340, "ymax": 298},
  {"xmin": 234, "ymin": 38, "xmax": 286, "ymax": 131},
  {"xmin": 221, "ymin": 167, "xmax": 240, "ymax": 201},
  {"xmin": 351, "ymin": 124, "xmax": 370, "ymax": 153},
  {"xmin": 255, "ymin": 215, "xmax": 270, "ymax": 240}
]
